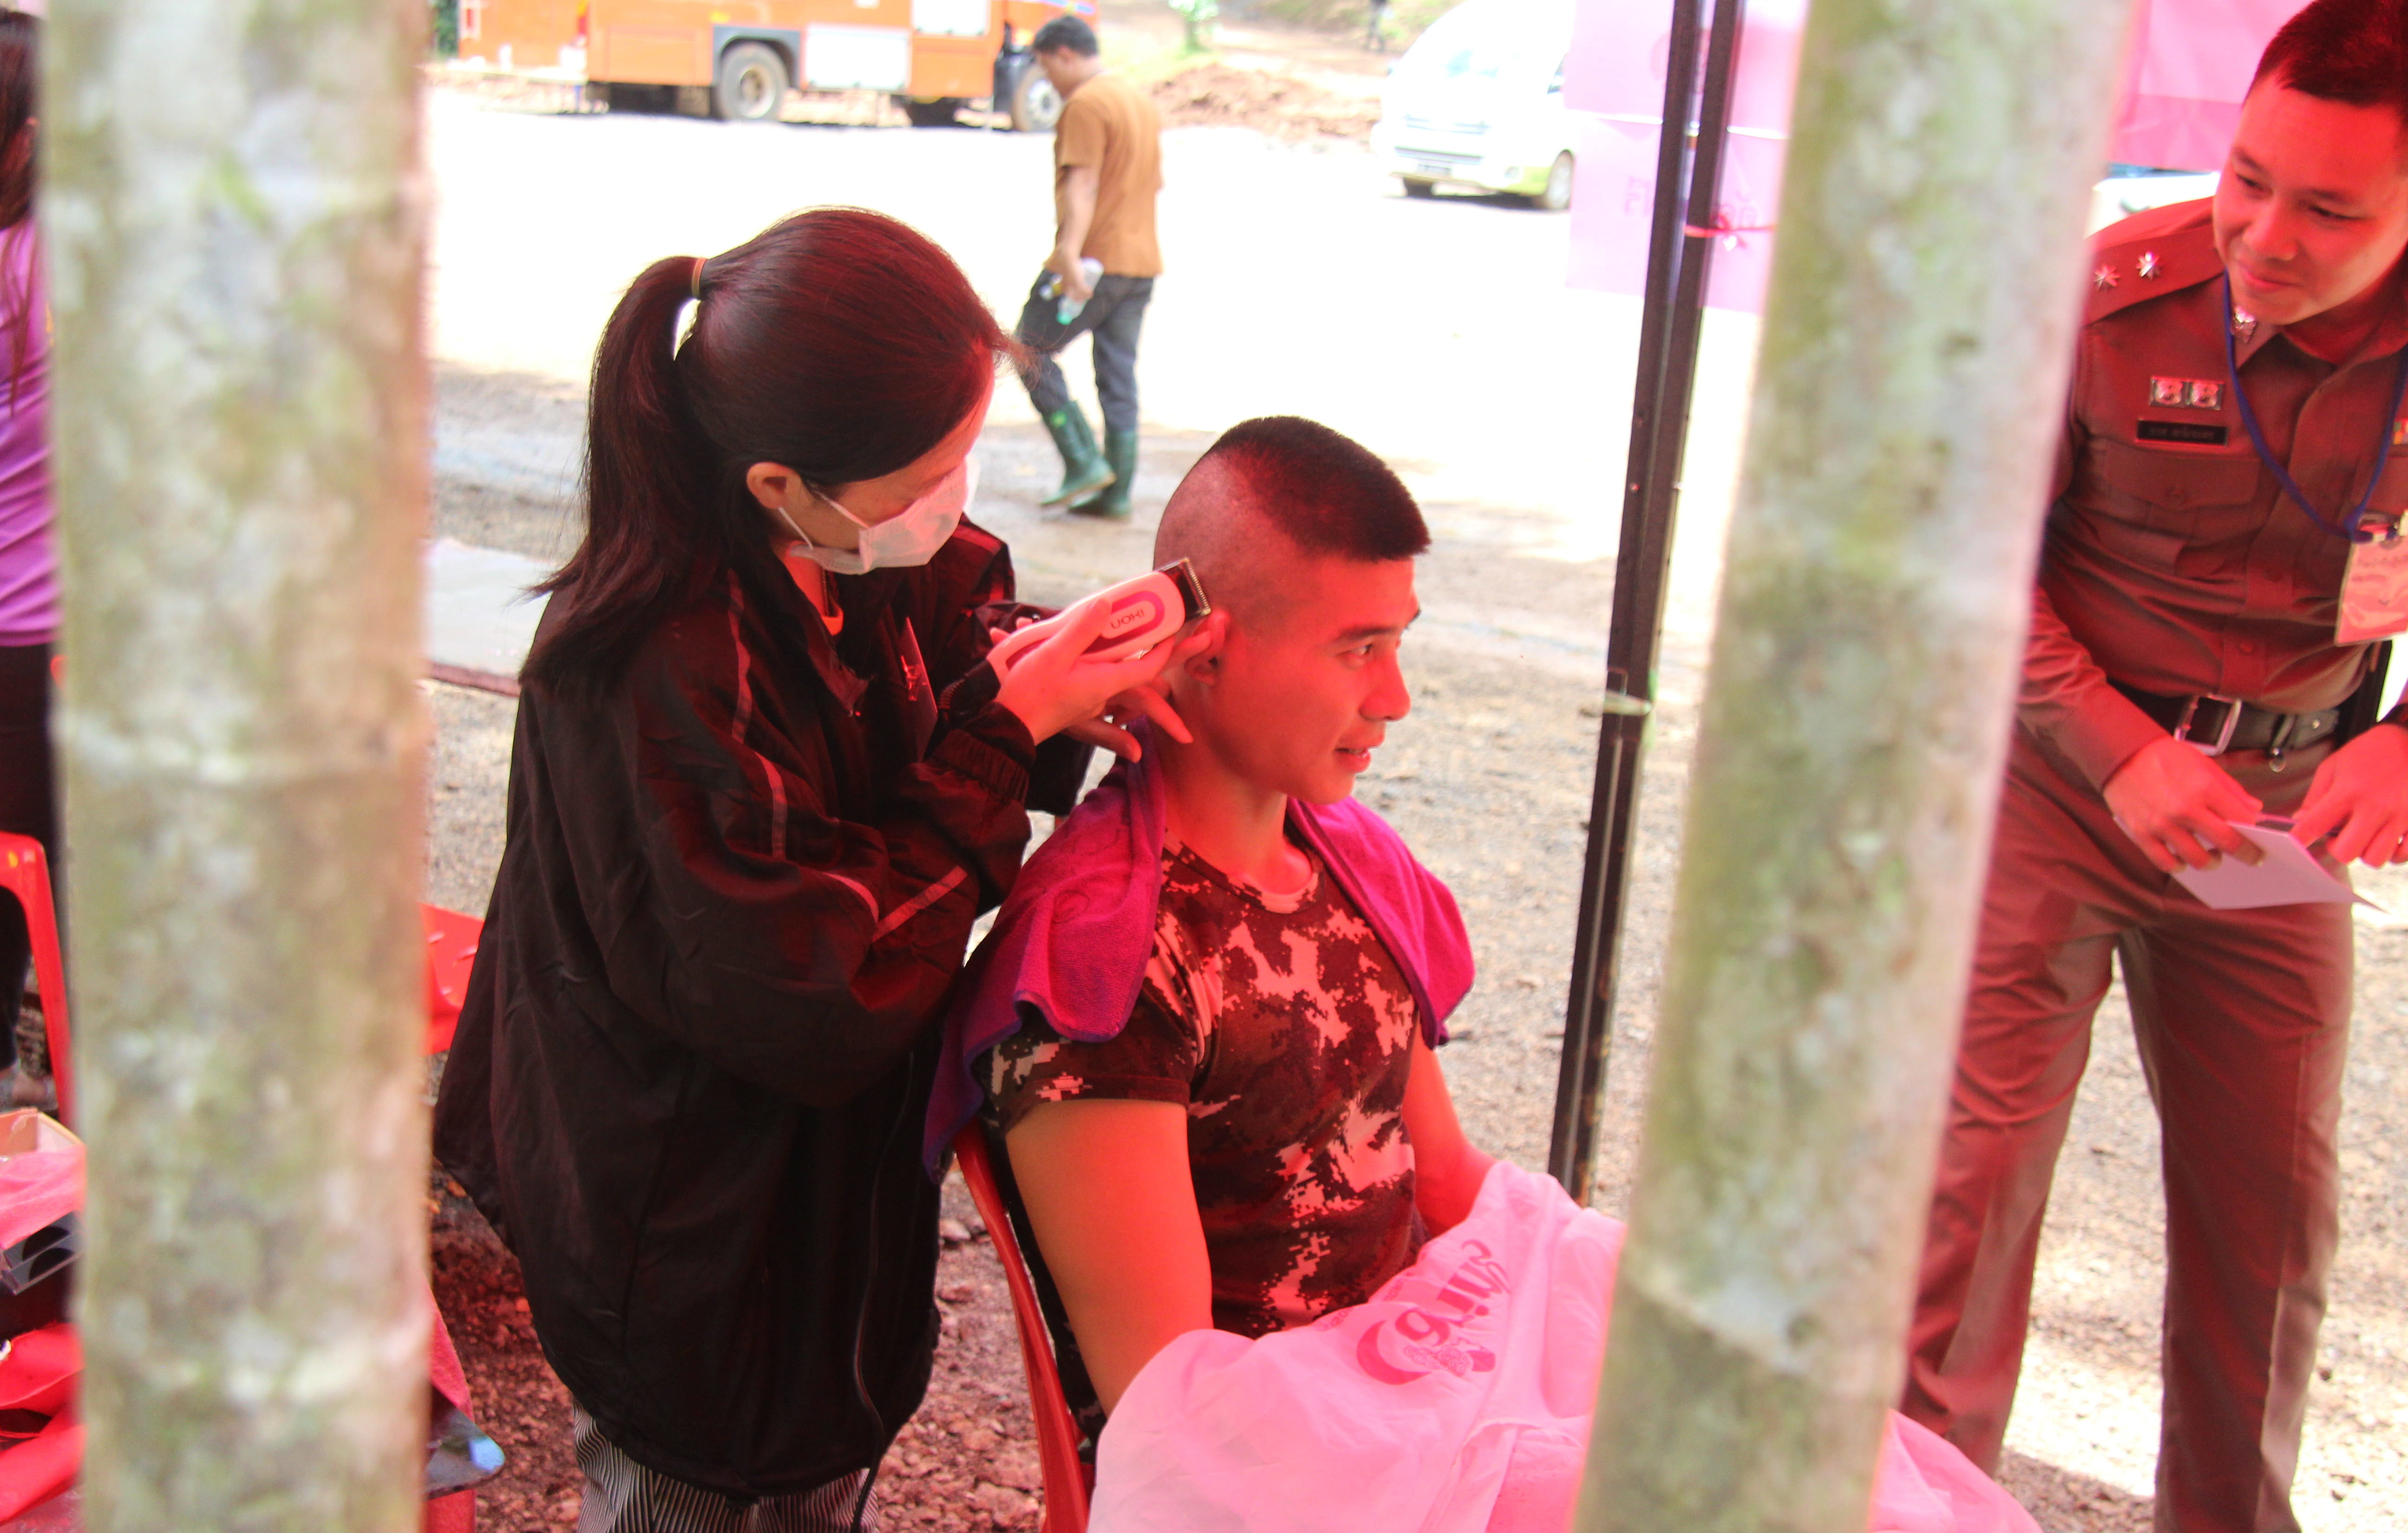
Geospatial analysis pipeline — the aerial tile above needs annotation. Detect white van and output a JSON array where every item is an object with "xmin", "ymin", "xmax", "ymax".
[{"xmin": 1370, "ymin": 0, "xmax": 1578, "ymax": 209}]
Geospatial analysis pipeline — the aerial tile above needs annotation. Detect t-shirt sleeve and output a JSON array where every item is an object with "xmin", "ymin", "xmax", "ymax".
[
  {"xmin": 1054, "ymin": 92, "xmax": 1107, "ymax": 170},
  {"xmin": 983, "ymin": 983, "xmax": 1204, "ymax": 1133}
]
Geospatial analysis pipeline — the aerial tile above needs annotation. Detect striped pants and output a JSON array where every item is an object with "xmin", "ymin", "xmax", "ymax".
[{"xmin": 573, "ymin": 1406, "xmax": 883, "ymax": 1533}]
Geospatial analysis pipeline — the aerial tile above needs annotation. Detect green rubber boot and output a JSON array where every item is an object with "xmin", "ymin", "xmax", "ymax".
[
  {"xmin": 1073, "ymin": 429, "xmax": 1139, "ymax": 520},
  {"xmin": 1040, "ymin": 404, "xmax": 1116, "ymax": 509}
]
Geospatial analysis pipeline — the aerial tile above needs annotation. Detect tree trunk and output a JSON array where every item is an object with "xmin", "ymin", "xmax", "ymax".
[
  {"xmin": 1575, "ymin": 2, "xmax": 2137, "ymax": 1528},
  {"xmin": 45, "ymin": 0, "xmax": 432, "ymax": 1526}
]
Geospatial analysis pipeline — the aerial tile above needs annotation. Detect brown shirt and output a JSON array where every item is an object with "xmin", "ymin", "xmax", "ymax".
[
  {"xmin": 2026, "ymin": 199, "xmax": 2408, "ymax": 789},
  {"xmin": 1054, "ymin": 71, "xmax": 1164, "ymax": 278},
  {"xmin": 984, "ymin": 837, "xmax": 1423, "ymax": 1339}
]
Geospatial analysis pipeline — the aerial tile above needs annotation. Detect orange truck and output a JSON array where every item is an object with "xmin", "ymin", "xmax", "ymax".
[{"xmin": 457, "ymin": 0, "xmax": 1093, "ymax": 128}]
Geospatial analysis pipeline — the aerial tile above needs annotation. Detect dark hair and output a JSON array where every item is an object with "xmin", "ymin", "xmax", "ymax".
[
  {"xmin": 2253, "ymin": 0, "xmax": 2408, "ymax": 133},
  {"xmin": 0, "ymin": 11, "xmax": 36, "ymax": 409},
  {"xmin": 1197, "ymin": 416, "xmax": 1430, "ymax": 561},
  {"xmin": 1032, "ymin": 16, "xmax": 1098, "ymax": 57},
  {"xmin": 524, "ymin": 209, "xmax": 1012, "ymax": 697}
]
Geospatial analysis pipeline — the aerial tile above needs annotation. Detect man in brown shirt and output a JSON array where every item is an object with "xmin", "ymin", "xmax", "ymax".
[
  {"xmin": 1904, "ymin": 5, "xmax": 2408, "ymax": 1529},
  {"xmin": 1016, "ymin": 15, "xmax": 1163, "ymax": 521}
]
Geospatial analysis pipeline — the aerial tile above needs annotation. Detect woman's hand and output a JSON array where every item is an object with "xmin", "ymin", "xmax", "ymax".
[{"xmin": 993, "ymin": 601, "xmax": 1200, "ymax": 758}]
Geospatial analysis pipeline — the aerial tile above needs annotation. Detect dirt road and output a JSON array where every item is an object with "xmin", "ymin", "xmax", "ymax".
[{"xmin": 418, "ymin": 41, "xmax": 2407, "ymax": 1532}]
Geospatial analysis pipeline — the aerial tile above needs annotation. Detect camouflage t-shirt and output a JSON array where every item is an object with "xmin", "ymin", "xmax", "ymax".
[{"xmin": 985, "ymin": 835, "xmax": 1426, "ymax": 1338}]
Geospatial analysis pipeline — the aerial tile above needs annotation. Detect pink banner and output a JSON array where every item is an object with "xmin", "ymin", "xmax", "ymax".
[
  {"xmin": 2112, "ymin": 0, "xmax": 2296, "ymax": 171},
  {"xmin": 1565, "ymin": 0, "xmax": 1805, "ymax": 313},
  {"xmin": 1568, "ymin": 0, "xmax": 2305, "ymax": 312}
]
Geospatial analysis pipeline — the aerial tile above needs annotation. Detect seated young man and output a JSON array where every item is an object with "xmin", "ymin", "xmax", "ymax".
[{"xmin": 925, "ymin": 414, "xmax": 1493, "ymax": 1414}]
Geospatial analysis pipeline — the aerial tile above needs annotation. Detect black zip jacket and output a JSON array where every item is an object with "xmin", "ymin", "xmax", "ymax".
[{"xmin": 434, "ymin": 522, "xmax": 1083, "ymax": 1498}]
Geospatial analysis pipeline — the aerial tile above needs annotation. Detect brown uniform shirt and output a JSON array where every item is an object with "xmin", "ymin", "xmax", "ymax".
[
  {"xmin": 2028, "ymin": 200, "xmax": 2408, "ymax": 789},
  {"xmin": 1055, "ymin": 72, "xmax": 1164, "ymax": 278}
]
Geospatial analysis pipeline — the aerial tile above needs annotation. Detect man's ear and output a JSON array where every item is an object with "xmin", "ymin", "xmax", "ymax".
[{"xmin": 1182, "ymin": 610, "xmax": 1230, "ymax": 680}]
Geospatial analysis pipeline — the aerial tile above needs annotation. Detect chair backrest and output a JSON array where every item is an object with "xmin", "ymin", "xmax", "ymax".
[
  {"xmin": 0, "ymin": 835, "xmax": 71, "ymax": 1126},
  {"xmin": 951, "ymin": 1122, "xmax": 1091, "ymax": 1533},
  {"xmin": 420, "ymin": 904, "xmax": 483, "ymax": 1056}
]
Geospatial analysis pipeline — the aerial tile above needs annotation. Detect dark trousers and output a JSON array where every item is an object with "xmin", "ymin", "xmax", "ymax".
[
  {"xmin": 1013, "ymin": 271, "xmax": 1153, "ymax": 436},
  {"xmin": 0, "ymin": 643, "xmax": 54, "ymax": 1069},
  {"xmin": 1904, "ymin": 728, "xmax": 2347, "ymax": 1533}
]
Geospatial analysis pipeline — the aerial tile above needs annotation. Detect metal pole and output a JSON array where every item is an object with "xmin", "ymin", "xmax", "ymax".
[
  {"xmin": 48, "ymin": 0, "xmax": 434, "ymax": 1524},
  {"xmin": 1571, "ymin": 0, "xmax": 2137, "ymax": 1518},
  {"xmin": 1549, "ymin": 0, "xmax": 1746, "ymax": 1199}
]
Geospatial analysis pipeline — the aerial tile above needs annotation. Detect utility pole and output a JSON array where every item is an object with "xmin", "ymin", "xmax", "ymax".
[
  {"xmin": 46, "ymin": 0, "xmax": 432, "ymax": 1526},
  {"xmin": 1574, "ymin": 0, "xmax": 2137, "ymax": 1527}
]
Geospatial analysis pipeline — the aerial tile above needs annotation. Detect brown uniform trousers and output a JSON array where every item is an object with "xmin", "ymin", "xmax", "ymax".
[{"xmin": 1903, "ymin": 201, "xmax": 2408, "ymax": 1533}]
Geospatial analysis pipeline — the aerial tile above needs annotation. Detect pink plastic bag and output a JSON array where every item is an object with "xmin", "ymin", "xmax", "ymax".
[{"xmin": 1092, "ymin": 1161, "xmax": 2037, "ymax": 1533}]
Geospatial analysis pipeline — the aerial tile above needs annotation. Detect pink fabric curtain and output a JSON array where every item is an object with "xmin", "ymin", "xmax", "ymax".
[{"xmin": 1566, "ymin": 0, "xmax": 2299, "ymax": 311}]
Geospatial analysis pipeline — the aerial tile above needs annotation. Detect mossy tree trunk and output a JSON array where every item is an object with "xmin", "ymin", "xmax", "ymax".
[
  {"xmin": 45, "ymin": 0, "xmax": 433, "ymax": 1526},
  {"xmin": 1575, "ymin": 1, "xmax": 2138, "ymax": 1528}
]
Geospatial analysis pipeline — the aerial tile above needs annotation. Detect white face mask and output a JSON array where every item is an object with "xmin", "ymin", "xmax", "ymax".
[{"xmin": 779, "ymin": 458, "xmax": 975, "ymax": 576}]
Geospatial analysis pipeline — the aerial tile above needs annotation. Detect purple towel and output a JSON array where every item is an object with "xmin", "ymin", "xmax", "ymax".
[{"xmin": 925, "ymin": 728, "xmax": 1476, "ymax": 1175}]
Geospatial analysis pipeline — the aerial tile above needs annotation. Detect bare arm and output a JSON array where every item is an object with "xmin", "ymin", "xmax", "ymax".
[
  {"xmin": 1400, "ymin": 1031, "xmax": 1495, "ymax": 1236},
  {"xmin": 1052, "ymin": 165, "xmax": 1100, "ymax": 297},
  {"xmin": 1004, "ymin": 1097, "xmax": 1212, "ymax": 1413}
]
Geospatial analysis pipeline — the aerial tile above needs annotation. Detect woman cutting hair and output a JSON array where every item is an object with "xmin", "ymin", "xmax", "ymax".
[{"xmin": 434, "ymin": 208, "xmax": 1186, "ymax": 1531}]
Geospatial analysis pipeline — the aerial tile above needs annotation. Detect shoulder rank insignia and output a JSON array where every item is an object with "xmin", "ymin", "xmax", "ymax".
[
  {"xmin": 2137, "ymin": 251, "xmax": 2160, "ymax": 280},
  {"xmin": 2150, "ymin": 377, "xmax": 2223, "ymax": 411},
  {"xmin": 2094, "ymin": 264, "xmax": 2120, "ymax": 290}
]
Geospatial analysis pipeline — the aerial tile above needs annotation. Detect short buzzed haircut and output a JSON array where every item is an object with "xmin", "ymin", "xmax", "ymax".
[
  {"xmin": 1032, "ymin": 16, "xmax": 1098, "ymax": 57},
  {"xmin": 1156, "ymin": 417, "xmax": 1428, "ymax": 627},
  {"xmin": 2253, "ymin": 0, "xmax": 2408, "ymax": 135}
]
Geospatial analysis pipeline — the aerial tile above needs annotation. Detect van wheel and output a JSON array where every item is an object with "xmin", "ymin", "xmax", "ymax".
[
  {"xmin": 1531, "ymin": 152, "xmax": 1574, "ymax": 212},
  {"xmin": 901, "ymin": 97, "xmax": 965, "ymax": 127},
  {"xmin": 1402, "ymin": 178, "xmax": 1437, "ymax": 198},
  {"xmin": 1010, "ymin": 65, "xmax": 1063, "ymax": 131},
  {"xmin": 713, "ymin": 41, "xmax": 790, "ymax": 123}
]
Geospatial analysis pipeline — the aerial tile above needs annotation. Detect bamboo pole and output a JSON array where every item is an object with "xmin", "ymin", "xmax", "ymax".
[
  {"xmin": 45, "ymin": 0, "xmax": 432, "ymax": 1526},
  {"xmin": 1575, "ymin": 1, "xmax": 2138, "ymax": 1527}
]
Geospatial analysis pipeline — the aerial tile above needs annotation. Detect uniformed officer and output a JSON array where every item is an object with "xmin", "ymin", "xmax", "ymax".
[{"xmin": 1902, "ymin": 3, "xmax": 2408, "ymax": 1529}]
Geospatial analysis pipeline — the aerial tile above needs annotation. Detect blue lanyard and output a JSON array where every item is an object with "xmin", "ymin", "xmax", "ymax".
[{"xmin": 2223, "ymin": 273, "xmax": 2408, "ymax": 544}]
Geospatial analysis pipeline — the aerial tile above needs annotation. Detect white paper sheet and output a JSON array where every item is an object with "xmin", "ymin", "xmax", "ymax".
[{"xmin": 2170, "ymin": 822, "xmax": 2376, "ymax": 911}]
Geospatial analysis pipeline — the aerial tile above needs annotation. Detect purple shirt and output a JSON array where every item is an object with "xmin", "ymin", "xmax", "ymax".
[{"xmin": 0, "ymin": 226, "xmax": 51, "ymax": 648}]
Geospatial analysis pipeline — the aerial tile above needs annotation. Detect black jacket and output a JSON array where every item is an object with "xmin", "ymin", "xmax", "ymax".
[{"xmin": 434, "ymin": 523, "xmax": 1080, "ymax": 1497}]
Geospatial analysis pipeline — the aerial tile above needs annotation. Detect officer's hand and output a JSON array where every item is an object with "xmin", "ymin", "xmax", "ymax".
[
  {"xmin": 2292, "ymin": 722, "xmax": 2408, "ymax": 866},
  {"xmin": 2101, "ymin": 736, "xmax": 2265, "ymax": 873}
]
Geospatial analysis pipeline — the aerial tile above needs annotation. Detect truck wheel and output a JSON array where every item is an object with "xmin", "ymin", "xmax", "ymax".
[
  {"xmin": 713, "ymin": 41, "xmax": 790, "ymax": 123},
  {"xmin": 900, "ymin": 97, "xmax": 964, "ymax": 127},
  {"xmin": 1009, "ymin": 64, "xmax": 1062, "ymax": 132}
]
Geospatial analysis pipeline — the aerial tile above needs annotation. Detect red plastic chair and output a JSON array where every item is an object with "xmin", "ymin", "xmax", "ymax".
[
  {"xmin": 0, "ymin": 862, "xmax": 492, "ymax": 1531},
  {"xmin": 952, "ymin": 1123, "xmax": 1091, "ymax": 1533},
  {"xmin": 420, "ymin": 905, "xmax": 482, "ymax": 1057},
  {"xmin": 0, "ymin": 835, "xmax": 70, "ymax": 1127}
]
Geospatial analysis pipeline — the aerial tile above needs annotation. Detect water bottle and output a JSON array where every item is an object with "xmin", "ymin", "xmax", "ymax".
[{"xmin": 1043, "ymin": 258, "xmax": 1106, "ymax": 326}]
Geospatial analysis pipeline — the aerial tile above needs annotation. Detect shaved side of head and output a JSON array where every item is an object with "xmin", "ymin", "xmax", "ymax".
[{"xmin": 1156, "ymin": 417, "xmax": 1429, "ymax": 630}]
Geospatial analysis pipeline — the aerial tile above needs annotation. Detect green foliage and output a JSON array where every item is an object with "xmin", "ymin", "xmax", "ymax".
[
  {"xmin": 1169, "ymin": 0, "xmax": 1219, "ymax": 53},
  {"xmin": 431, "ymin": 0, "xmax": 458, "ymax": 58},
  {"xmin": 1254, "ymin": 0, "xmax": 1455, "ymax": 48}
]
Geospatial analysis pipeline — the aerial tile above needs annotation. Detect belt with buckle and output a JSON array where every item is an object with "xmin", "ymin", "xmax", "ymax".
[{"xmin": 2110, "ymin": 681, "xmax": 2342, "ymax": 763}]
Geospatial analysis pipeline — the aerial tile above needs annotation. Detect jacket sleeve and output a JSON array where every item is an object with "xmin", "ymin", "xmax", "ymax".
[
  {"xmin": 592, "ymin": 635, "xmax": 1039, "ymax": 1110},
  {"xmin": 2014, "ymin": 379, "xmax": 2166, "ymax": 789}
]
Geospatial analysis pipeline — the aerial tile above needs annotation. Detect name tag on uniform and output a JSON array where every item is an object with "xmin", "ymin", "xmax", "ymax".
[{"xmin": 2338, "ymin": 526, "xmax": 2408, "ymax": 642}]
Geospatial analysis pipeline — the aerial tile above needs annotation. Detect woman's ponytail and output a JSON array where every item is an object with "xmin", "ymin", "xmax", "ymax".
[
  {"xmin": 523, "ymin": 255, "xmax": 718, "ymax": 698},
  {"xmin": 522, "ymin": 209, "xmax": 1013, "ymax": 700}
]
